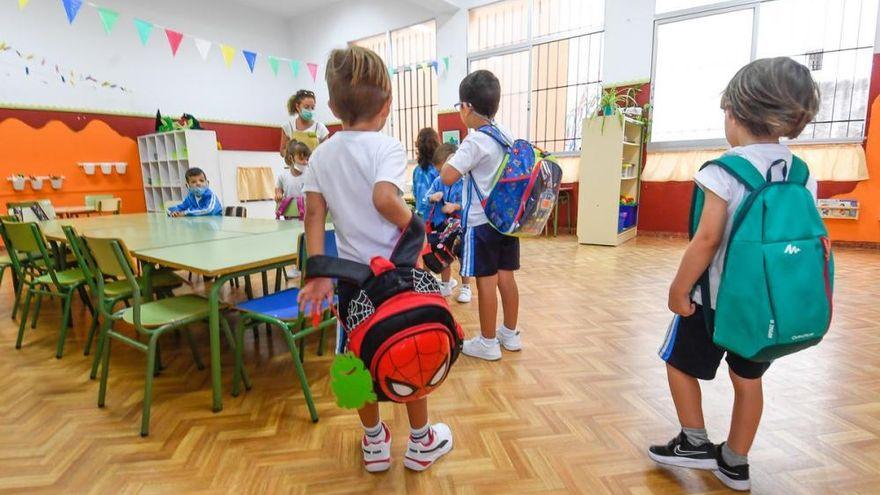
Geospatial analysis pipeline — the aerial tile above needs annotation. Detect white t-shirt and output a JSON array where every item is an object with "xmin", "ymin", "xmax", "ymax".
[
  {"xmin": 282, "ymin": 115, "xmax": 329, "ymax": 141},
  {"xmin": 693, "ymin": 143, "xmax": 818, "ymax": 308},
  {"xmin": 276, "ymin": 169, "xmax": 304, "ymax": 198},
  {"xmin": 302, "ymin": 131, "xmax": 407, "ymax": 264},
  {"xmin": 447, "ymin": 124, "xmax": 513, "ymax": 228}
]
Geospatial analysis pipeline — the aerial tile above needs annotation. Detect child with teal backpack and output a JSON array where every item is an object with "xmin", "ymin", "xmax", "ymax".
[{"xmin": 650, "ymin": 58, "xmax": 831, "ymax": 492}]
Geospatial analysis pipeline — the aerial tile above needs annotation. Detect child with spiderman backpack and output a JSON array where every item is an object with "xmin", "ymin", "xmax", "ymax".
[
  {"xmin": 650, "ymin": 58, "xmax": 833, "ymax": 492},
  {"xmin": 440, "ymin": 70, "xmax": 562, "ymax": 361},
  {"xmin": 299, "ymin": 46, "xmax": 459, "ymax": 473}
]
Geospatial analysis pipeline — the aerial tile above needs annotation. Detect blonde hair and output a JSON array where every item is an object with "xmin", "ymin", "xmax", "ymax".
[
  {"xmin": 325, "ymin": 46, "xmax": 391, "ymax": 125},
  {"xmin": 721, "ymin": 57, "xmax": 820, "ymax": 139}
]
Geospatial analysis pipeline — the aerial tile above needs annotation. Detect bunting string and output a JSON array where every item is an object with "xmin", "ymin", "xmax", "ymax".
[{"xmin": 0, "ymin": 40, "xmax": 131, "ymax": 93}]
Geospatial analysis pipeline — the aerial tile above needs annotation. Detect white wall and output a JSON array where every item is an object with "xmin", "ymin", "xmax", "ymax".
[
  {"xmin": 0, "ymin": 0, "xmax": 311, "ymax": 125},
  {"xmin": 602, "ymin": 0, "xmax": 656, "ymax": 85},
  {"xmin": 218, "ymin": 150, "xmax": 286, "ymax": 218}
]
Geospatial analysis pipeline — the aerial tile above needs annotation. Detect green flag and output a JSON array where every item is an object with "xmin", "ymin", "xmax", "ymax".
[
  {"xmin": 268, "ymin": 56, "xmax": 280, "ymax": 76},
  {"xmin": 134, "ymin": 18, "xmax": 153, "ymax": 46},
  {"xmin": 97, "ymin": 8, "xmax": 119, "ymax": 35}
]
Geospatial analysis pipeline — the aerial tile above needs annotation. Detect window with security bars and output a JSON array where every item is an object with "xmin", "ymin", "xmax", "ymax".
[
  {"xmin": 652, "ymin": 0, "xmax": 879, "ymax": 143},
  {"xmin": 468, "ymin": 0, "xmax": 604, "ymax": 153},
  {"xmin": 352, "ymin": 21, "xmax": 438, "ymax": 160}
]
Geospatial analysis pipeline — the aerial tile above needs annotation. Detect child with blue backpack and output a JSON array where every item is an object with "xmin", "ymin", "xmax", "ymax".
[
  {"xmin": 650, "ymin": 58, "xmax": 823, "ymax": 492},
  {"xmin": 441, "ymin": 70, "xmax": 522, "ymax": 361}
]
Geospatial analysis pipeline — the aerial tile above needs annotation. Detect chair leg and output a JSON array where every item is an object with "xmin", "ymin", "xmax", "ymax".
[
  {"xmin": 55, "ymin": 293, "xmax": 73, "ymax": 359},
  {"xmin": 274, "ymin": 268, "xmax": 282, "ymax": 292},
  {"xmin": 90, "ymin": 313, "xmax": 111, "ymax": 379},
  {"xmin": 11, "ymin": 281, "xmax": 22, "ymax": 321},
  {"xmin": 261, "ymin": 271, "xmax": 269, "ymax": 296},
  {"xmin": 97, "ymin": 327, "xmax": 112, "ymax": 407},
  {"xmin": 183, "ymin": 327, "xmax": 205, "ymax": 370},
  {"xmin": 283, "ymin": 331, "xmax": 318, "ymax": 423},
  {"xmin": 154, "ymin": 342, "xmax": 163, "ymax": 376},
  {"xmin": 15, "ymin": 288, "xmax": 33, "ymax": 349},
  {"xmin": 141, "ymin": 336, "xmax": 159, "ymax": 437},
  {"xmin": 244, "ymin": 276, "xmax": 254, "ymax": 300},
  {"xmin": 77, "ymin": 286, "xmax": 95, "ymax": 315},
  {"xmin": 232, "ymin": 317, "xmax": 247, "ymax": 396},
  {"xmin": 30, "ymin": 291, "xmax": 43, "ymax": 329},
  {"xmin": 84, "ymin": 313, "xmax": 99, "ymax": 356},
  {"xmin": 222, "ymin": 317, "xmax": 251, "ymax": 391},
  {"xmin": 299, "ymin": 337, "xmax": 305, "ymax": 363}
]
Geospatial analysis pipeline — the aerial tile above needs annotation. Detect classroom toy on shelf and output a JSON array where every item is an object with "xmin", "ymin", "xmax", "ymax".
[
  {"xmin": 155, "ymin": 110, "xmax": 203, "ymax": 133},
  {"xmin": 817, "ymin": 198, "xmax": 859, "ymax": 220}
]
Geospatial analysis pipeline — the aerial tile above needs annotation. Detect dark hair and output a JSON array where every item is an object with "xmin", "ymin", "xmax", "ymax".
[
  {"xmin": 433, "ymin": 143, "xmax": 457, "ymax": 168},
  {"xmin": 721, "ymin": 57, "xmax": 820, "ymax": 139},
  {"xmin": 459, "ymin": 70, "xmax": 501, "ymax": 119},
  {"xmin": 325, "ymin": 46, "xmax": 391, "ymax": 125},
  {"xmin": 287, "ymin": 89, "xmax": 316, "ymax": 115},
  {"xmin": 285, "ymin": 140, "xmax": 312, "ymax": 161},
  {"xmin": 416, "ymin": 128, "xmax": 440, "ymax": 170},
  {"xmin": 184, "ymin": 167, "xmax": 207, "ymax": 181}
]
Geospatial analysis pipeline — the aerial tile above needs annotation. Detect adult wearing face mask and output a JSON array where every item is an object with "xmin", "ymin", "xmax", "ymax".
[{"xmin": 280, "ymin": 89, "xmax": 329, "ymax": 161}]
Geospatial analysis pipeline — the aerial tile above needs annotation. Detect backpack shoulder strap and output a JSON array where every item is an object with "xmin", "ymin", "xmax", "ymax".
[
  {"xmin": 787, "ymin": 155, "xmax": 810, "ymax": 185},
  {"xmin": 476, "ymin": 124, "xmax": 511, "ymax": 149},
  {"xmin": 705, "ymin": 154, "xmax": 766, "ymax": 191}
]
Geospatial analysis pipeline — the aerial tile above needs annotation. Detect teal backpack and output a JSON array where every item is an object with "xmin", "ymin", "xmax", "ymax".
[{"xmin": 690, "ymin": 154, "xmax": 834, "ymax": 362}]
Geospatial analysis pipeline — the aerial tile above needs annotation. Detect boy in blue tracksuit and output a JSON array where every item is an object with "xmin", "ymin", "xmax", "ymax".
[
  {"xmin": 424, "ymin": 143, "xmax": 471, "ymax": 302},
  {"xmin": 167, "ymin": 167, "xmax": 222, "ymax": 217}
]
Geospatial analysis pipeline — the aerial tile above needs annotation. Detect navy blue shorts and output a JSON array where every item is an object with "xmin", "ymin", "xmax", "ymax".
[
  {"xmin": 460, "ymin": 223, "xmax": 520, "ymax": 278},
  {"xmin": 658, "ymin": 305, "xmax": 771, "ymax": 380}
]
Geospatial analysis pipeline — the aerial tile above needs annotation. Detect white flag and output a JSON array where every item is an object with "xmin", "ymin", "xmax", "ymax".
[{"xmin": 194, "ymin": 38, "xmax": 212, "ymax": 60}]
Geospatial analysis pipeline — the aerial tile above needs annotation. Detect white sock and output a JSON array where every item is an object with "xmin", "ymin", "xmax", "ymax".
[
  {"xmin": 410, "ymin": 423, "xmax": 430, "ymax": 442},
  {"xmin": 480, "ymin": 336, "xmax": 498, "ymax": 346},
  {"xmin": 363, "ymin": 420, "xmax": 383, "ymax": 441},
  {"xmin": 499, "ymin": 324, "xmax": 516, "ymax": 335}
]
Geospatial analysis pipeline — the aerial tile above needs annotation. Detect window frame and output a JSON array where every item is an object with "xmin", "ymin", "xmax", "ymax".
[
  {"xmin": 649, "ymin": 0, "xmax": 875, "ymax": 150},
  {"xmin": 466, "ymin": 0, "xmax": 605, "ymax": 156}
]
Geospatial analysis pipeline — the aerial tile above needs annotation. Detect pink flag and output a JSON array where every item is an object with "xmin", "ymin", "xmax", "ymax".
[
  {"xmin": 165, "ymin": 29, "xmax": 184, "ymax": 56},
  {"xmin": 306, "ymin": 62, "xmax": 318, "ymax": 81}
]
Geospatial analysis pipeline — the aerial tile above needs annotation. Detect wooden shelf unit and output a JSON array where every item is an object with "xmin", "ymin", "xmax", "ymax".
[{"xmin": 576, "ymin": 115, "xmax": 646, "ymax": 246}]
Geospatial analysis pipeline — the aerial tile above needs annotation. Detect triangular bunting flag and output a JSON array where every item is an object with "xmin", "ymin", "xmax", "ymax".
[
  {"xmin": 194, "ymin": 38, "xmax": 211, "ymax": 60},
  {"xmin": 97, "ymin": 8, "xmax": 119, "ymax": 35},
  {"xmin": 61, "ymin": 0, "xmax": 84, "ymax": 24},
  {"xmin": 388, "ymin": 66, "xmax": 395, "ymax": 76},
  {"xmin": 443, "ymin": 56, "xmax": 450, "ymax": 71},
  {"xmin": 290, "ymin": 60, "xmax": 301, "ymax": 77},
  {"xmin": 164, "ymin": 29, "xmax": 184, "ymax": 56},
  {"xmin": 242, "ymin": 50, "xmax": 257, "ymax": 73},
  {"xmin": 307, "ymin": 62, "xmax": 318, "ymax": 82},
  {"xmin": 134, "ymin": 19, "xmax": 153, "ymax": 46},
  {"xmin": 431, "ymin": 60, "xmax": 439, "ymax": 75},
  {"xmin": 268, "ymin": 56, "xmax": 280, "ymax": 76},
  {"xmin": 220, "ymin": 44, "xmax": 236, "ymax": 68},
  {"xmin": 18, "ymin": 0, "xmax": 30, "ymax": 10}
]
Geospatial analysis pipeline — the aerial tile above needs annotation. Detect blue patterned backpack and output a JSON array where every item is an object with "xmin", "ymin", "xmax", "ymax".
[{"xmin": 471, "ymin": 125, "xmax": 563, "ymax": 236}]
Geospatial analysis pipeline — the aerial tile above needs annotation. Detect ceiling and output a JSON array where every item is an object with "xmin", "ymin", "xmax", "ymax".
[{"xmin": 226, "ymin": 0, "xmax": 464, "ymax": 19}]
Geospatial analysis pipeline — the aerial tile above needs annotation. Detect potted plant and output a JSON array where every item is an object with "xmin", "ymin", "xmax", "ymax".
[
  {"xmin": 50, "ymin": 175, "xmax": 64, "ymax": 189},
  {"xmin": 10, "ymin": 173, "xmax": 26, "ymax": 191},
  {"xmin": 81, "ymin": 162, "xmax": 96, "ymax": 175},
  {"xmin": 100, "ymin": 163, "xmax": 113, "ymax": 175},
  {"xmin": 30, "ymin": 175, "xmax": 43, "ymax": 191},
  {"xmin": 115, "ymin": 162, "xmax": 127, "ymax": 174}
]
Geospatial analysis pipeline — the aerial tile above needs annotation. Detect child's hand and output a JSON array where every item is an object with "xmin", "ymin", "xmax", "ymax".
[
  {"xmin": 668, "ymin": 289, "xmax": 695, "ymax": 317},
  {"xmin": 298, "ymin": 278, "xmax": 335, "ymax": 317},
  {"xmin": 429, "ymin": 192, "xmax": 443, "ymax": 203},
  {"xmin": 169, "ymin": 211, "xmax": 183, "ymax": 218},
  {"xmin": 441, "ymin": 202, "xmax": 458, "ymax": 214},
  {"xmin": 275, "ymin": 192, "xmax": 283, "ymax": 202}
]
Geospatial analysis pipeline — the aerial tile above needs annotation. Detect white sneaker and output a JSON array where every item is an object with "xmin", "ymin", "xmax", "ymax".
[
  {"xmin": 404, "ymin": 423, "xmax": 454, "ymax": 471},
  {"xmin": 456, "ymin": 284, "xmax": 472, "ymax": 303},
  {"xmin": 362, "ymin": 422, "xmax": 392, "ymax": 473},
  {"xmin": 461, "ymin": 337, "xmax": 501, "ymax": 361},
  {"xmin": 497, "ymin": 327, "xmax": 522, "ymax": 352},
  {"xmin": 440, "ymin": 278, "xmax": 458, "ymax": 297}
]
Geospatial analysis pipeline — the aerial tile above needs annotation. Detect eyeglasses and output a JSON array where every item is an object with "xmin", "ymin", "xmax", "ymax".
[{"xmin": 298, "ymin": 90, "xmax": 315, "ymax": 98}]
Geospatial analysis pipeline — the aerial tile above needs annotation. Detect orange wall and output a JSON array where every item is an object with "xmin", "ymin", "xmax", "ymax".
[
  {"xmin": 0, "ymin": 119, "xmax": 146, "ymax": 213},
  {"xmin": 825, "ymin": 96, "xmax": 880, "ymax": 243}
]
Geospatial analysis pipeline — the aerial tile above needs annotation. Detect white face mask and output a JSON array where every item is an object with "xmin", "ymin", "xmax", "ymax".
[{"xmin": 292, "ymin": 163, "xmax": 305, "ymax": 173}]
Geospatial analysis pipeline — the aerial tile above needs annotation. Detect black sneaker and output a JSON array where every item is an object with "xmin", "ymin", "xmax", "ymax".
[
  {"xmin": 714, "ymin": 443, "xmax": 751, "ymax": 491},
  {"xmin": 648, "ymin": 431, "xmax": 717, "ymax": 470}
]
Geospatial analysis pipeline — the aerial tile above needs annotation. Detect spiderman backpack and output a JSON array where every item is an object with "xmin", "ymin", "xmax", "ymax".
[
  {"xmin": 471, "ymin": 124, "xmax": 563, "ymax": 237},
  {"xmin": 422, "ymin": 209, "xmax": 463, "ymax": 274},
  {"xmin": 306, "ymin": 216, "xmax": 464, "ymax": 404}
]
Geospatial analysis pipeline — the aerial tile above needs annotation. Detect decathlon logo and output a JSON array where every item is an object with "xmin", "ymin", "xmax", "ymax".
[
  {"xmin": 784, "ymin": 244, "xmax": 801, "ymax": 255},
  {"xmin": 768, "ymin": 319, "xmax": 775, "ymax": 339}
]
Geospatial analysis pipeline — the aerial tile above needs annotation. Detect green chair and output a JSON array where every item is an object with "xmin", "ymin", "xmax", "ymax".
[
  {"xmin": 61, "ymin": 225, "xmax": 185, "ymax": 377},
  {"xmin": 231, "ymin": 231, "xmax": 337, "ymax": 422},
  {"xmin": 3, "ymin": 220, "xmax": 95, "ymax": 358},
  {"xmin": 85, "ymin": 235, "xmax": 249, "ymax": 436},
  {"xmin": 84, "ymin": 195, "xmax": 113, "ymax": 209}
]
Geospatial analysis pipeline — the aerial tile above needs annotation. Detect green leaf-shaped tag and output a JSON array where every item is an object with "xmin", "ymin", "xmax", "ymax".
[{"xmin": 330, "ymin": 353, "xmax": 377, "ymax": 409}]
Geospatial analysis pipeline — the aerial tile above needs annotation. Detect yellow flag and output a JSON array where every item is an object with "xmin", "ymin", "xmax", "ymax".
[
  {"xmin": 220, "ymin": 44, "xmax": 236, "ymax": 68},
  {"xmin": 18, "ymin": 0, "xmax": 30, "ymax": 9}
]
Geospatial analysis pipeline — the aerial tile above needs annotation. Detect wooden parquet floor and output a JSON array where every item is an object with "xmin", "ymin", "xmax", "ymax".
[{"xmin": 1, "ymin": 236, "xmax": 879, "ymax": 494}]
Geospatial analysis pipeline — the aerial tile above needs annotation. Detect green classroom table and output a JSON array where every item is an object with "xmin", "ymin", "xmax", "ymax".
[{"xmin": 39, "ymin": 213, "xmax": 310, "ymax": 413}]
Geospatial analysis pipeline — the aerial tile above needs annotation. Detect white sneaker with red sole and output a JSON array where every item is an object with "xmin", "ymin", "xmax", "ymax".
[
  {"xmin": 362, "ymin": 422, "xmax": 392, "ymax": 473},
  {"xmin": 403, "ymin": 423, "xmax": 454, "ymax": 471}
]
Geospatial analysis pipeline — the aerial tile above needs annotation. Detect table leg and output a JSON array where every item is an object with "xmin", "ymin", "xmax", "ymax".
[
  {"xmin": 142, "ymin": 264, "xmax": 154, "ymax": 302},
  {"xmin": 208, "ymin": 277, "xmax": 224, "ymax": 412}
]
